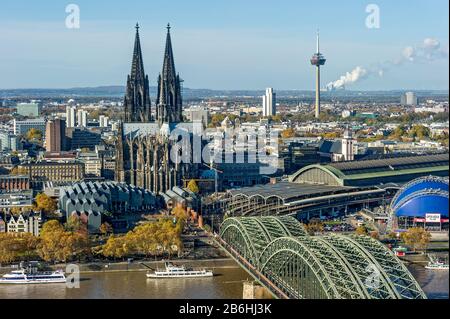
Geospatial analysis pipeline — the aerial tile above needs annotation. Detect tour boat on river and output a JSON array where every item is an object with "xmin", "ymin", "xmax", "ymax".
[
  {"xmin": 146, "ymin": 262, "xmax": 213, "ymax": 279},
  {"xmin": 0, "ymin": 267, "xmax": 66, "ymax": 284},
  {"xmin": 425, "ymin": 256, "xmax": 449, "ymax": 270}
]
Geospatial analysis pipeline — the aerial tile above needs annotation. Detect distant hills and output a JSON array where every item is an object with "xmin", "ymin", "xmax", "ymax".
[{"xmin": 0, "ymin": 86, "xmax": 448, "ymax": 100}]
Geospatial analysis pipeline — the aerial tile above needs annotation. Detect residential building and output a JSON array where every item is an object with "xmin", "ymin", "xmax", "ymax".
[
  {"xmin": 0, "ymin": 175, "xmax": 30, "ymax": 191},
  {"xmin": 66, "ymin": 105, "xmax": 77, "ymax": 128},
  {"xmin": 0, "ymin": 130, "xmax": 20, "ymax": 151},
  {"xmin": 77, "ymin": 152, "xmax": 102, "ymax": 177},
  {"xmin": 77, "ymin": 109, "xmax": 88, "ymax": 128},
  {"xmin": 99, "ymin": 115, "xmax": 109, "ymax": 128},
  {"xmin": 6, "ymin": 212, "xmax": 42, "ymax": 236}
]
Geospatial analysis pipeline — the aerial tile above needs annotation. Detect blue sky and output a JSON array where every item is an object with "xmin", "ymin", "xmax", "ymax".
[{"xmin": 0, "ymin": 0, "xmax": 448, "ymax": 90}]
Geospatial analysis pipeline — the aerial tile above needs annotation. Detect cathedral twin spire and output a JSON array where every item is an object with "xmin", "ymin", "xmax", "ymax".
[{"xmin": 123, "ymin": 23, "xmax": 182, "ymax": 124}]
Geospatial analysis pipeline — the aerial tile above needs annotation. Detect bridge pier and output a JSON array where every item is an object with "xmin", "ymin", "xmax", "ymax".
[{"xmin": 243, "ymin": 281, "xmax": 273, "ymax": 299}]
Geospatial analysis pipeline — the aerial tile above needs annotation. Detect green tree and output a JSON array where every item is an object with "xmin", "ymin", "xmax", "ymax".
[
  {"xmin": 408, "ymin": 125, "xmax": 431, "ymax": 141},
  {"xmin": 389, "ymin": 126, "xmax": 407, "ymax": 141}
]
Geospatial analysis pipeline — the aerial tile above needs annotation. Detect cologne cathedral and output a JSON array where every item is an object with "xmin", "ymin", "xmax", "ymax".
[{"xmin": 115, "ymin": 24, "xmax": 197, "ymax": 193}]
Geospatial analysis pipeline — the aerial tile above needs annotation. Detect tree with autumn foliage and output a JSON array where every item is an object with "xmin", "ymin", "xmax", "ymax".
[
  {"xmin": 99, "ymin": 222, "xmax": 113, "ymax": 235},
  {"xmin": 304, "ymin": 219, "xmax": 324, "ymax": 235},
  {"xmin": 37, "ymin": 219, "xmax": 89, "ymax": 262},
  {"xmin": 98, "ymin": 218, "xmax": 184, "ymax": 259},
  {"xmin": 33, "ymin": 193, "xmax": 58, "ymax": 216},
  {"xmin": 401, "ymin": 227, "xmax": 431, "ymax": 252},
  {"xmin": 187, "ymin": 179, "xmax": 200, "ymax": 194},
  {"xmin": 0, "ymin": 233, "xmax": 39, "ymax": 264},
  {"xmin": 355, "ymin": 225, "xmax": 369, "ymax": 236},
  {"xmin": 25, "ymin": 128, "xmax": 43, "ymax": 143},
  {"xmin": 281, "ymin": 128, "xmax": 296, "ymax": 139}
]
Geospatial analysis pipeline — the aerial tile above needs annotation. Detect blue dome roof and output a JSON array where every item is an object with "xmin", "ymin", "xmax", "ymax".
[{"xmin": 391, "ymin": 176, "xmax": 449, "ymax": 218}]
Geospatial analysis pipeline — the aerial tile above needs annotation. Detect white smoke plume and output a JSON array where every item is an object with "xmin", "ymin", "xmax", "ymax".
[{"xmin": 327, "ymin": 38, "xmax": 449, "ymax": 90}]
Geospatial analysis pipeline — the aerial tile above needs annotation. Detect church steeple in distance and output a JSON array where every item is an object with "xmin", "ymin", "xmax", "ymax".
[
  {"xmin": 156, "ymin": 23, "xmax": 183, "ymax": 124},
  {"xmin": 124, "ymin": 23, "xmax": 151, "ymax": 123}
]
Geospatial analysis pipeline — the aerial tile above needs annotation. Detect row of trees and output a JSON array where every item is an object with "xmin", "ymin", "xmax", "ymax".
[
  {"xmin": 1, "ymin": 213, "xmax": 185, "ymax": 264},
  {"xmin": 97, "ymin": 218, "xmax": 183, "ymax": 259},
  {"xmin": 0, "ymin": 217, "xmax": 89, "ymax": 264}
]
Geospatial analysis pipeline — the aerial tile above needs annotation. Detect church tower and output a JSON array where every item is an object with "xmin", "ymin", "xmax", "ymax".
[
  {"xmin": 156, "ymin": 24, "xmax": 183, "ymax": 124},
  {"xmin": 342, "ymin": 126, "xmax": 355, "ymax": 161},
  {"xmin": 124, "ymin": 23, "xmax": 152, "ymax": 123}
]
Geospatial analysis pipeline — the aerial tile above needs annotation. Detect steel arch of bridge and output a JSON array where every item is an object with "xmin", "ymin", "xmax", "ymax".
[{"xmin": 219, "ymin": 216, "xmax": 426, "ymax": 299}]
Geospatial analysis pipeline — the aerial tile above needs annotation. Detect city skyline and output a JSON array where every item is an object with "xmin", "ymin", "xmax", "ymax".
[{"xmin": 0, "ymin": 0, "xmax": 448, "ymax": 90}]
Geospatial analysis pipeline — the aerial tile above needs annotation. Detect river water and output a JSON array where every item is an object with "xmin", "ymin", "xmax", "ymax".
[{"xmin": 0, "ymin": 263, "xmax": 447, "ymax": 299}]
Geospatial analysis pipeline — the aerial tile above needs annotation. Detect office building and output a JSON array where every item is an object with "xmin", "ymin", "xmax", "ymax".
[
  {"xmin": 262, "ymin": 88, "xmax": 276, "ymax": 117},
  {"xmin": 19, "ymin": 161, "xmax": 85, "ymax": 184},
  {"xmin": 66, "ymin": 127, "xmax": 102, "ymax": 150},
  {"xmin": 13, "ymin": 118, "xmax": 46, "ymax": 137},
  {"xmin": 45, "ymin": 118, "xmax": 66, "ymax": 152},
  {"xmin": 16, "ymin": 102, "xmax": 42, "ymax": 117},
  {"xmin": 401, "ymin": 92, "xmax": 418, "ymax": 106}
]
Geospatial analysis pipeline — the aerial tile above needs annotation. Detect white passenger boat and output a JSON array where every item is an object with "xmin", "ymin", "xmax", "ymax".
[
  {"xmin": 425, "ymin": 255, "xmax": 449, "ymax": 270},
  {"xmin": 0, "ymin": 268, "xmax": 66, "ymax": 284},
  {"xmin": 146, "ymin": 262, "xmax": 213, "ymax": 279}
]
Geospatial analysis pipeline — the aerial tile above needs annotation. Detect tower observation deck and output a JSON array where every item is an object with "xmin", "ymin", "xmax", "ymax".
[{"xmin": 311, "ymin": 31, "xmax": 326, "ymax": 119}]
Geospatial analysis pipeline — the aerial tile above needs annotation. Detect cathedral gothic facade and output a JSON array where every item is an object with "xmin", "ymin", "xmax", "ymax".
[{"xmin": 115, "ymin": 24, "xmax": 197, "ymax": 193}]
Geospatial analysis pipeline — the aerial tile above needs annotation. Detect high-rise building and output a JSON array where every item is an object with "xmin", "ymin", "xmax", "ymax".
[
  {"xmin": 45, "ymin": 118, "xmax": 66, "ymax": 152},
  {"xmin": 310, "ymin": 31, "xmax": 326, "ymax": 119},
  {"xmin": 401, "ymin": 92, "xmax": 418, "ymax": 106},
  {"xmin": 66, "ymin": 105, "xmax": 77, "ymax": 128},
  {"xmin": 262, "ymin": 88, "xmax": 276, "ymax": 117},
  {"xmin": 77, "ymin": 109, "xmax": 88, "ymax": 128},
  {"xmin": 99, "ymin": 115, "xmax": 109, "ymax": 127},
  {"xmin": 0, "ymin": 131, "xmax": 20, "ymax": 152}
]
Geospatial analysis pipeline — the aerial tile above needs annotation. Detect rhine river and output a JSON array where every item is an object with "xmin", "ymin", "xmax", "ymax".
[{"xmin": 0, "ymin": 262, "xmax": 447, "ymax": 299}]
